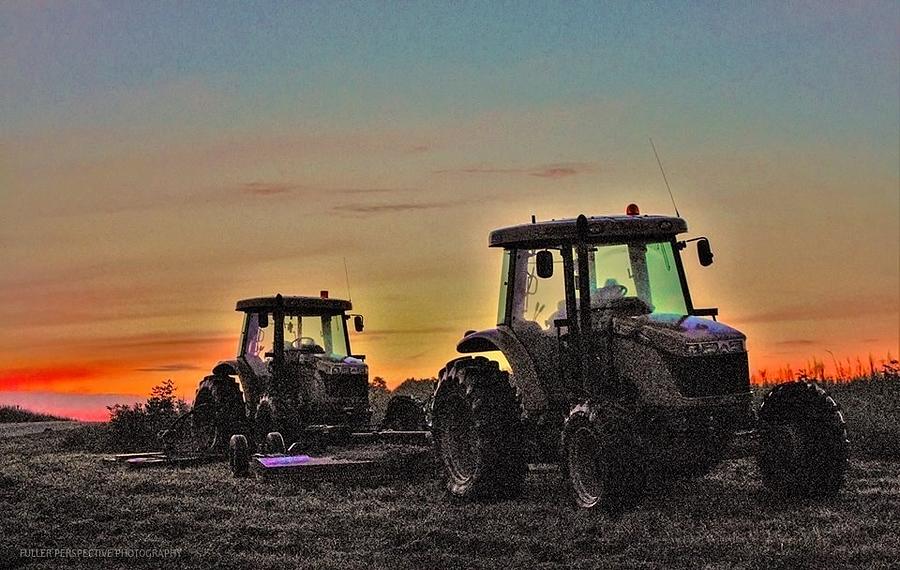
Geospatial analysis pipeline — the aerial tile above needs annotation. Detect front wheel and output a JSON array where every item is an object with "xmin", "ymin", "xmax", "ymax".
[
  {"xmin": 432, "ymin": 357, "xmax": 526, "ymax": 500},
  {"xmin": 757, "ymin": 381, "xmax": 849, "ymax": 497},
  {"xmin": 561, "ymin": 403, "xmax": 646, "ymax": 513},
  {"xmin": 229, "ymin": 434, "xmax": 250, "ymax": 478}
]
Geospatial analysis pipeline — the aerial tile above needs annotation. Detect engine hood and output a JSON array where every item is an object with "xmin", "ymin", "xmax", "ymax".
[{"xmin": 613, "ymin": 313, "xmax": 746, "ymax": 357}]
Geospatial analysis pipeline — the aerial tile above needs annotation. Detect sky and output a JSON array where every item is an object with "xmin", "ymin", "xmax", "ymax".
[{"xmin": 1, "ymin": 1, "xmax": 898, "ymax": 420}]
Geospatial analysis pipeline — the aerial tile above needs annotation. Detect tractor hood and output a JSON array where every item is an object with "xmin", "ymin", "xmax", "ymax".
[{"xmin": 613, "ymin": 314, "xmax": 746, "ymax": 357}]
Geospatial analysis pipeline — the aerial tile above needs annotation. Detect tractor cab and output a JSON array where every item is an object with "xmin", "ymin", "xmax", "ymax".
[
  {"xmin": 458, "ymin": 205, "xmax": 743, "ymax": 417},
  {"xmin": 228, "ymin": 294, "xmax": 371, "ymax": 441},
  {"xmin": 236, "ymin": 295, "xmax": 362, "ymax": 378}
]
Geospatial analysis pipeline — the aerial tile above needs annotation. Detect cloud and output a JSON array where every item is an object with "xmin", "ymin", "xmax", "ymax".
[
  {"xmin": 334, "ymin": 187, "xmax": 416, "ymax": 195},
  {"xmin": 0, "ymin": 366, "xmax": 102, "ymax": 391},
  {"xmin": 529, "ymin": 163, "xmax": 592, "ymax": 178},
  {"xmin": 434, "ymin": 162, "xmax": 593, "ymax": 179},
  {"xmin": 773, "ymin": 339, "xmax": 818, "ymax": 347},
  {"xmin": 238, "ymin": 182, "xmax": 416, "ymax": 198},
  {"xmin": 135, "ymin": 363, "xmax": 204, "ymax": 373},
  {"xmin": 333, "ymin": 201, "xmax": 456, "ymax": 216},
  {"xmin": 240, "ymin": 182, "xmax": 299, "ymax": 196}
]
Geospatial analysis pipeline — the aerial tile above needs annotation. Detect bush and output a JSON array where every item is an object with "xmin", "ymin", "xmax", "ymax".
[
  {"xmin": 393, "ymin": 377, "xmax": 437, "ymax": 403},
  {"xmin": 368, "ymin": 377, "xmax": 437, "ymax": 425},
  {"xmin": 369, "ymin": 377, "xmax": 391, "ymax": 425},
  {"xmin": 104, "ymin": 379, "xmax": 189, "ymax": 452}
]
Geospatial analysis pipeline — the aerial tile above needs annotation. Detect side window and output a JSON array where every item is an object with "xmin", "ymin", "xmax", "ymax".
[
  {"xmin": 512, "ymin": 249, "xmax": 567, "ymax": 331},
  {"xmin": 497, "ymin": 250, "xmax": 513, "ymax": 325},
  {"xmin": 644, "ymin": 243, "xmax": 688, "ymax": 315},
  {"xmin": 242, "ymin": 312, "xmax": 268, "ymax": 360}
]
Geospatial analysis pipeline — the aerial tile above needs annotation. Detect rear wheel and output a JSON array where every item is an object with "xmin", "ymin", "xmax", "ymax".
[
  {"xmin": 192, "ymin": 375, "xmax": 247, "ymax": 453},
  {"xmin": 757, "ymin": 381, "xmax": 849, "ymax": 497},
  {"xmin": 561, "ymin": 403, "xmax": 646, "ymax": 513},
  {"xmin": 432, "ymin": 357, "xmax": 526, "ymax": 500}
]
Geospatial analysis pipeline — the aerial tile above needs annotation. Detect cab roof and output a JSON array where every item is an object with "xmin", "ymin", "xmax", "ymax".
[
  {"xmin": 489, "ymin": 214, "xmax": 688, "ymax": 248},
  {"xmin": 235, "ymin": 295, "xmax": 352, "ymax": 315}
]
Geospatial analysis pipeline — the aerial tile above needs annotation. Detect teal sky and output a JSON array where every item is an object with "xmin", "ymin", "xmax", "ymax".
[
  {"xmin": 1, "ymin": 1, "xmax": 898, "ymax": 418},
  {"xmin": 5, "ymin": 2, "xmax": 897, "ymax": 140}
]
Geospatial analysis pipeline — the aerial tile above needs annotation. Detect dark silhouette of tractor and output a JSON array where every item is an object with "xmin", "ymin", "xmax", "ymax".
[
  {"xmin": 431, "ymin": 206, "xmax": 849, "ymax": 511},
  {"xmin": 191, "ymin": 293, "xmax": 424, "ymax": 467}
]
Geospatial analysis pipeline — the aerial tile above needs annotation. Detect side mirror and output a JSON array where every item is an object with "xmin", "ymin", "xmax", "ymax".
[
  {"xmin": 536, "ymin": 250, "xmax": 554, "ymax": 279},
  {"xmin": 697, "ymin": 238, "xmax": 714, "ymax": 267},
  {"xmin": 258, "ymin": 312, "xmax": 269, "ymax": 328},
  {"xmin": 353, "ymin": 315, "xmax": 364, "ymax": 333}
]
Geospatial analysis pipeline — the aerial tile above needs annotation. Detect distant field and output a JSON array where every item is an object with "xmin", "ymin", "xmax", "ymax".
[{"xmin": 0, "ymin": 405, "xmax": 70, "ymax": 423}]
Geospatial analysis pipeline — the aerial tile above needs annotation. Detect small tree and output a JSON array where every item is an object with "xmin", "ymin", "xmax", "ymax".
[
  {"xmin": 394, "ymin": 377, "xmax": 437, "ymax": 402},
  {"xmin": 368, "ymin": 376, "xmax": 391, "ymax": 424},
  {"xmin": 107, "ymin": 379, "xmax": 188, "ymax": 451}
]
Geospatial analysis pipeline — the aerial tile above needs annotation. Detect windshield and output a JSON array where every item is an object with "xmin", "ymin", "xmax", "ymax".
[
  {"xmin": 283, "ymin": 314, "xmax": 350, "ymax": 360},
  {"xmin": 241, "ymin": 312, "xmax": 350, "ymax": 362},
  {"xmin": 586, "ymin": 241, "xmax": 688, "ymax": 315}
]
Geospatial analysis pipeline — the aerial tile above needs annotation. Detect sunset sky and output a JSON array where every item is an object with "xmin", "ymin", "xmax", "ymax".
[{"xmin": 2, "ymin": 2, "xmax": 898, "ymax": 420}]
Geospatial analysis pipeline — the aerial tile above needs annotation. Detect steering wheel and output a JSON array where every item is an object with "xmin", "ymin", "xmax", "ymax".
[
  {"xmin": 610, "ymin": 284, "xmax": 628, "ymax": 296},
  {"xmin": 291, "ymin": 337, "xmax": 318, "ymax": 349}
]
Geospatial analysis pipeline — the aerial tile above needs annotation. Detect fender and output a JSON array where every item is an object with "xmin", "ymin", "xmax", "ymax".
[
  {"xmin": 212, "ymin": 360, "xmax": 239, "ymax": 377},
  {"xmin": 455, "ymin": 327, "xmax": 547, "ymax": 415}
]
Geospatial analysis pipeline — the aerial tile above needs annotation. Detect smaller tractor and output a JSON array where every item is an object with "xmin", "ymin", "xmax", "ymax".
[
  {"xmin": 185, "ymin": 293, "xmax": 426, "ymax": 476},
  {"xmin": 431, "ymin": 206, "xmax": 849, "ymax": 512}
]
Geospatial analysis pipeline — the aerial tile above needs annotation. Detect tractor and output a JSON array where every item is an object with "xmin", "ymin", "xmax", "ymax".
[
  {"xmin": 189, "ymin": 293, "xmax": 424, "ymax": 469},
  {"xmin": 431, "ymin": 205, "xmax": 849, "ymax": 512}
]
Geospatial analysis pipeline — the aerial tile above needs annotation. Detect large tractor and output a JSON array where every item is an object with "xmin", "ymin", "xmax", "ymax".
[
  {"xmin": 431, "ymin": 206, "xmax": 849, "ymax": 511},
  {"xmin": 190, "ymin": 293, "xmax": 422, "ymax": 460}
]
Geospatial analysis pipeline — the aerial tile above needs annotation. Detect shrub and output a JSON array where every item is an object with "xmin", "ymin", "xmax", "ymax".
[
  {"xmin": 393, "ymin": 377, "xmax": 437, "ymax": 403},
  {"xmin": 369, "ymin": 377, "xmax": 391, "ymax": 424},
  {"xmin": 104, "ymin": 379, "xmax": 189, "ymax": 452}
]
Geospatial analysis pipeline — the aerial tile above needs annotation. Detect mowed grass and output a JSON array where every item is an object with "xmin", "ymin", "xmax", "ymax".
[
  {"xmin": 823, "ymin": 378, "xmax": 900, "ymax": 459},
  {"xmin": 1, "ymin": 430, "xmax": 898, "ymax": 570}
]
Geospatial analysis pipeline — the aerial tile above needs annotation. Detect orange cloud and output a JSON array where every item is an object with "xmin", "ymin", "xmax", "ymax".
[
  {"xmin": 0, "ymin": 365, "xmax": 103, "ymax": 392},
  {"xmin": 240, "ymin": 182, "xmax": 300, "ymax": 196}
]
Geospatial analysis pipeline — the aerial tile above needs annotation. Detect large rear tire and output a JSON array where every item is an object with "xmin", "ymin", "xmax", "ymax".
[
  {"xmin": 757, "ymin": 381, "xmax": 849, "ymax": 497},
  {"xmin": 192, "ymin": 375, "xmax": 247, "ymax": 453},
  {"xmin": 561, "ymin": 402, "xmax": 646, "ymax": 513},
  {"xmin": 432, "ymin": 357, "xmax": 526, "ymax": 500}
]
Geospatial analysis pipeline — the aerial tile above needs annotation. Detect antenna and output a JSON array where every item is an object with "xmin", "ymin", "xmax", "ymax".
[
  {"xmin": 342, "ymin": 257, "xmax": 352, "ymax": 303},
  {"xmin": 649, "ymin": 137, "xmax": 680, "ymax": 218}
]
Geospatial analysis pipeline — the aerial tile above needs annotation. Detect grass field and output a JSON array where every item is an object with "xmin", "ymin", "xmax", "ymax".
[
  {"xmin": 1, "ymin": 378, "xmax": 898, "ymax": 569},
  {"xmin": 0, "ymin": 431, "xmax": 898, "ymax": 569}
]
